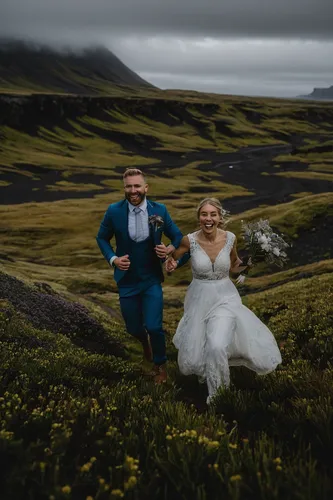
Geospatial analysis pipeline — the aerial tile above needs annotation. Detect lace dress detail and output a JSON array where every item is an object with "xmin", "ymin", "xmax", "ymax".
[
  {"xmin": 188, "ymin": 231, "xmax": 235, "ymax": 280},
  {"xmin": 173, "ymin": 230, "xmax": 282, "ymax": 404}
]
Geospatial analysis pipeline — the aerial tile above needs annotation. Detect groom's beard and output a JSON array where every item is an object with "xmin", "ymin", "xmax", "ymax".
[{"xmin": 125, "ymin": 192, "xmax": 146, "ymax": 206}]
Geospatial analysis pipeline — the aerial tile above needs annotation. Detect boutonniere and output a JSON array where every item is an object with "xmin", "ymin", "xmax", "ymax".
[{"xmin": 148, "ymin": 214, "xmax": 164, "ymax": 231}]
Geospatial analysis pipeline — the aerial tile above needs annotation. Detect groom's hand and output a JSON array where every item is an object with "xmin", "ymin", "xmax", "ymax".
[
  {"xmin": 114, "ymin": 255, "xmax": 131, "ymax": 270},
  {"xmin": 154, "ymin": 243, "xmax": 173, "ymax": 259}
]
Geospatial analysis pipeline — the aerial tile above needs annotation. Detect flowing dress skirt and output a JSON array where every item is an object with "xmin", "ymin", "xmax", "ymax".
[{"xmin": 173, "ymin": 277, "xmax": 282, "ymax": 403}]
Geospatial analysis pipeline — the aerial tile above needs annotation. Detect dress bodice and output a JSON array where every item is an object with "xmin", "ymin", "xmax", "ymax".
[{"xmin": 188, "ymin": 230, "xmax": 235, "ymax": 280}]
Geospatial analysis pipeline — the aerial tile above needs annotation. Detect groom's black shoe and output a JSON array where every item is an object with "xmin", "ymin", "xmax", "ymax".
[{"xmin": 141, "ymin": 338, "xmax": 153, "ymax": 362}]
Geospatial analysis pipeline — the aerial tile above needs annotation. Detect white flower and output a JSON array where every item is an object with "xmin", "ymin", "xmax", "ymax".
[
  {"xmin": 258, "ymin": 235, "xmax": 268, "ymax": 244},
  {"xmin": 261, "ymin": 243, "xmax": 271, "ymax": 252},
  {"xmin": 272, "ymin": 248, "xmax": 280, "ymax": 256}
]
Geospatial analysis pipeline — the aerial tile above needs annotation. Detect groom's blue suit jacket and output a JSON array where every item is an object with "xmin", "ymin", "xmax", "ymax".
[{"xmin": 96, "ymin": 198, "xmax": 188, "ymax": 284}]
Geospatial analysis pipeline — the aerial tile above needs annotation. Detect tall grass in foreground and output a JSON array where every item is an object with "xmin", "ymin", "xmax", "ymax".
[{"xmin": 0, "ymin": 272, "xmax": 333, "ymax": 499}]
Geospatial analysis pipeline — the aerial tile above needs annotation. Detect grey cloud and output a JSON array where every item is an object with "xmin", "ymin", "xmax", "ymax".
[
  {"xmin": 112, "ymin": 37, "xmax": 333, "ymax": 94},
  {"xmin": 113, "ymin": 38, "xmax": 333, "ymax": 76},
  {"xmin": 112, "ymin": 37, "xmax": 333, "ymax": 97},
  {"xmin": 141, "ymin": 71, "xmax": 331, "ymax": 98},
  {"xmin": 1, "ymin": 1, "xmax": 332, "ymax": 98},
  {"xmin": 1, "ymin": 0, "xmax": 333, "ymax": 41}
]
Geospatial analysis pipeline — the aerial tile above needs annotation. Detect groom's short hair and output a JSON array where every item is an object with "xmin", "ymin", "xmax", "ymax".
[{"xmin": 123, "ymin": 168, "xmax": 145, "ymax": 181}]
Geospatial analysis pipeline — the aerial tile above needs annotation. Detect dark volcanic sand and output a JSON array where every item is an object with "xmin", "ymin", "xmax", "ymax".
[
  {"xmin": 1, "ymin": 143, "xmax": 331, "ymax": 279},
  {"xmin": 1, "ymin": 144, "xmax": 331, "ymax": 215}
]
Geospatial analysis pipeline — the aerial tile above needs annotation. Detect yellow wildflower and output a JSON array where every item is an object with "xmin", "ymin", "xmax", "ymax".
[
  {"xmin": 111, "ymin": 489, "xmax": 124, "ymax": 498},
  {"xmin": 276, "ymin": 465, "xmax": 282, "ymax": 471},
  {"xmin": 80, "ymin": 462, "xmax": 92, "ymax": 472},
  {"xmin": 273, "ymin": 457, "xmax": 282, "ymax": 465},
  {"xmin": 124, "ymin": 476, "xmax": 137, "ymax": 490},
  {"xmin": 229, "ymin": 443, "xmax": 238, "ymax": 449},
  {"xmin": 185, "ymin": 429, "xmax": 197, "ymax": 438},
  {"xmin": 198, "ymin": 436, "xmax": 210, "ymax": 445},
  {"xmin": 230, "ymin": 475, "xmax": 242, "ymax": 482},
  {"xmin": 61, "ymin": 485, "xmax": 71, "ymax": 494},
  {"xmin": 206, "ymin": 440, "xmax": 220, "ymax": 450}
]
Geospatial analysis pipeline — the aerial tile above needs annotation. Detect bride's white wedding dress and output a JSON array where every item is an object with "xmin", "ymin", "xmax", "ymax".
[{"xmin": 173, "ymin": 230, "xmax": 282, "ymax": 404}]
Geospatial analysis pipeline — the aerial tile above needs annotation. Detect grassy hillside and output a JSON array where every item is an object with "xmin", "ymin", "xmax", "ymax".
[
  {"xmin": 0, "ymin": 271, "xmax": 333, "ymax": 499},
  {"xmin": 0, "ymin": 86, "xmax": 333, "ymax": 499}
]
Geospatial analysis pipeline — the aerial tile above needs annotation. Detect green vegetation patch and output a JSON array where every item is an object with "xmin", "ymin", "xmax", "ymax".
[
  {"xmin": 0, "ymin": 271, "xmax": 332, "ymax": 499},
  {"xmin": 273, "ymin": 171, "xmax": 333, "ymax": 182},
  {"xmin": 46, "ymin": 181, "xmax": 105, "ymax": 192}
]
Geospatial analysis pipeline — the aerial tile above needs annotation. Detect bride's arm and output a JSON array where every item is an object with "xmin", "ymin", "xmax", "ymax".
[
  {"xmin": 165, "ymin": 236, "xmax": 190, "ymax": 272},
  {"xmin": 172, "ymin": 236, "xmax": 190, "ymax": 261},
  {"xmin": 230, "ymin": 237, "xmax": 248, "ymax": 273}
]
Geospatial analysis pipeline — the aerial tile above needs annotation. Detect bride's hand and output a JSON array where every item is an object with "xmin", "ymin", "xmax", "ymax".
[
  {"xmin": 230, "ymin": 257, "xmax": 244, "ymax": 273},
  {"xmin": 165, "ymin": 257, "xmax": 177, "ymax": 273}
]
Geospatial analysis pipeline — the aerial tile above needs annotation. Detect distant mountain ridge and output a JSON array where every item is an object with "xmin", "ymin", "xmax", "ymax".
[
  {"xmin": 299, "ymin": 85, "xmax": 333, "ymax": 100},
  {"xmin": 0, "ymin": 39, "xmax": 154, "ymax": 94}
]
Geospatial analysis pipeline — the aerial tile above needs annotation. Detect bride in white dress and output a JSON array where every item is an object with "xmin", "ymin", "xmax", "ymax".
[{"xmin": 166, "ymin": 198, "xmax": 282, "ymax": 404}]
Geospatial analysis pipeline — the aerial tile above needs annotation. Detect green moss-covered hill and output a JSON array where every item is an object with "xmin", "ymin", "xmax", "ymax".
[{"xmin": 0, "ymin": 40, "xmax": 153, "ymax": 95}]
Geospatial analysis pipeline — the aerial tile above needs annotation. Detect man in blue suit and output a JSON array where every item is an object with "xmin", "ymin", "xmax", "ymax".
[{"xmin": 96, "ymin": 168, "xmax": 187, "ymax": 383}]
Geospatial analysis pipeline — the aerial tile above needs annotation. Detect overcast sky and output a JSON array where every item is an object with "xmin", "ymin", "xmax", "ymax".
[{"xmin": 1, "ymin": 0, "xmax": 332, "ymax": 97}]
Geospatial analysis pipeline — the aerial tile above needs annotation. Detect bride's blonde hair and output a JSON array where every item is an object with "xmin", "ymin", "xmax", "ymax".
[{"xmin": 196, "ymin": 197, "xmax": 230, "ymax": 229}]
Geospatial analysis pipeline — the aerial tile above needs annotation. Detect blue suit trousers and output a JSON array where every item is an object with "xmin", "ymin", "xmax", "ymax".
[{"xmin": 119, "ymin": 283, "xmax": 166, "ymax": 365}]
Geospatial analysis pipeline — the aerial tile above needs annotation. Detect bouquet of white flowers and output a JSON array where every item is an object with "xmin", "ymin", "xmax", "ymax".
[{"xmin": 237, "ymin": 219, "xmax": 289, "ymax": 284}]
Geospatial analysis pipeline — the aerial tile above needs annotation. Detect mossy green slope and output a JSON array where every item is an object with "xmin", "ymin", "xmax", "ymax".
[{"xmin": 0, "ymin": 271, "xmax": 333, "ymax": 499}]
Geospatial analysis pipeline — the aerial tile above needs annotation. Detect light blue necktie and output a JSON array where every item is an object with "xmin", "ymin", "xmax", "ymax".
[{"xmin": 134, "ymin": 207, "xmax": 145, "ymax": 242}]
